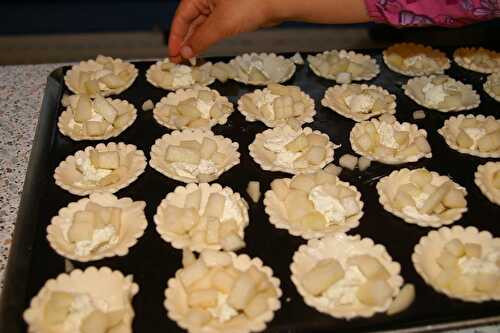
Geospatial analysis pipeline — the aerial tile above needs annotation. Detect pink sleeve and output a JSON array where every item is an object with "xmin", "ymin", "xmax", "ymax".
[{"xmin": 364, "ymin": 0, "xmax": 500, "ymax": 28}]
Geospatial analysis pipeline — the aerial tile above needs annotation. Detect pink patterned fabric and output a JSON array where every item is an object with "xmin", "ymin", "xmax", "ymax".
[{"xmin": 364, "ymin": 0, "xmax": 500, "ymax": 27}]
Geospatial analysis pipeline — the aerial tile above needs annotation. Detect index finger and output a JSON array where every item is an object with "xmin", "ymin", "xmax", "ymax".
[{"xmin": 168, "ymin": 0, "xmax": 207, "ymax": 57}]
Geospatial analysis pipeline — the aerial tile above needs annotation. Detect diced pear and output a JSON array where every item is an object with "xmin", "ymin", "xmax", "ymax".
[
  {"xmin": 163, "ymin": 206, "xmax": 187, "ymax": 234},
  {"xmin": 286, "ymin": 134, "xmax": 309, "ymax": 152},
  {"xmin": 227, "ymin": 272, "xmax": 258, "ymax": 310},
  {"xmin": 188, "ymin": 289, "xmax": 218, "ymax": 308},
  {"xmin": 398, "ymin": 144, "xmax": 419, "ymax": 159},
  {"xmin": 290, "ymin": 174, "xmax": 316, "ymax": 192},
  {"xmin": 198, "ymin": 90, "xmax": 214, "ymax": 102},
  {"xmin": 464, "ymin": 243, "xmax": 482, "ymax": 258},
  {"xmin": 324, "ymin": 164, "xmax": 342, "ymax": 176},
  {"xmin": 348, "ymin": 255, "xmax": 390, "ymax": 280},
  {"xmin": 347, "ymin": 62, "xmax": 366, "ymax": 76},
  {"xmin": 285, "ymin": 190, "xmax": 315, "ymax": 220},
  {"xmin": 460, "ymin": 118, "xmax": 478, "ymax": 128},
  {"xmin": 165, "ymin": 146, "xmax": 200, "ymax": 164},
  {"xmin": 94, "ymin": 95, "xmax": 118, "ymax": 123},
  {"xmin": 212, "ymin": 269, "xmax": 236, "ymax": 294},
  {"xmin": 444, "ymin": 239, "xmax": 465, "ymax": 257},
  {"xmin": 81, "ymin": 310, "xmax": 108, "ymax": 333},
  {"xmin": 211, "ymin": 152, "xmax": 226, "ymax": 166},
  {"xmin": 302, "ymin": 259, "xmax": 345, "ymax": 296},
  {"xmin": 180, "ymin": 140, "xmax": 201, "ymax": 151},
  {"xmin": 293, "ymin": 102, "xmax": 305, "ymax": 116},
  {"xmin": 84, "ymin": 80, "xmax": 100, "ymax": 95},
  {"xmin": 44, "ymin": 291, "xmax": 74, "ymax": 324},
  {"xmin": 113, "ymin": 113, "xmax": 131, "ymax": 128},
  {"xmin": 183, "ymin": 249, "xmax": 197, "ymax": 267},
  {"xmin": 387, "ymin": 284, "xmax": 415, "ymax": 315},
  {"xmin": 420, "ymin": 182, "xmax": 452, "ymax": 214},
  {"xmin": 314, "ymin": 170, "xmax": 336, "ymax": 185},
  {"xmin": 204, "ymin": 193, "xmax": 225, "ymax": 219},
  {"xmin": 185, "ymin": 308, "xmax": 211, "ymax": 327},
  {"xmin": 477, "ymin": 131, "xmax": 500, "ymax": 152},
  {"xmin": 97, "ymin": 173, "xmax": 120, "ymax": 187},
  {"xmin": 179, "ymin": 259, "xmax": 208, "ymax": 288},
  {"xmin": 342, "ymin": 196, "xmax": 361, "ymax": 216},
  {"xmin": 221, "ymin": 232, "xmax": 245, "ymax": 252},
  {"xmin": 201, "ymin": 250, "xmax": 231, "ymax": 268},
  {"xmin": 398, "ymin": 183, "xmax": 420, "ymax": 197},
  {"xmin": 433, "ymin": 203, "xmax": 446, "ymax": 214},
  {"xmin": 188, "ymin": 118, "xmax": 210, "ymax": 128},
  {"xmin": 200, "ymin": 137, "xmax": 217, "ymax": 159},
  {"xmin": 219, "ymin": 219, "xmax": 238, "ymax": 238},
  {"xmin": 73, "ymin": 95, "xmax": 93, "ymax": 122},
  {"xmin": 178, "ymin": 99, "xmax": 201, "ymax": 118},
  {"xmin": 435, "ymin": 267, "xmax": 460, "ymax": 288},
  {"xmin": 68, "ymin": 211, "xmax": 96, "ymax": 243},
  {"xmin": 205, "ymin": 218, "xmax": 220, "ymax": 244},
  {"xmin": 108, "ymin": 207, "xmax": 121, "ymax": 234},
  {"xmin": 248, "ymin": 68, "xmax": 268, "ymax": 82},
  {"xmin": 357, "ymin": 279, "xmax": 393, "ymax": 306},
  {"xmin": 246, "ymin": 181, "xmax": 261, "ymax": 203},
  {"xmin": 267, "ymin": 83, "xmax": 289, "ymax": 95},
  {"xmin": 338, "ymin": 154, "xmax": 358, "ymax": 171},
  {"xmin": 270, "ymin": 179, "xmax": 289, "ymax": 200},
  {"xmin": 442, "ymin": 189, "xmax": 466, "ymax": 209},
  {"xmin": 394, "ymin": 131, "xmax": 410, "ymax": 146},
  {"xmin": 92, "ymin": 151, "xmax": 120, "ymax": 169},
  {"xmin": 414, "ymin": 136, "xmax": 432, "ymax": 154},
  {"xmin": 306, "ymin": 146, "xmax": 326, "ymax": 165},
  {"xmin": 244, "ymin": 293, "xmax": 269, "ymax": 319},
  {"xmin": 306, "ymin": 133, "xmax": 328, "ymax": 146},
  {"xmin": 356, "ymin": 134, "xmax": 374, "ymax": 152},
  {"xmin": 77, "ymin": 71, "xmax": 91, "ymax": 91},
  {"xmin": 300, "ymin": 212, "xmax": 328, "ymax": 231},
  {"xmin": 172, "ymin": 114, "xmax": 191, "ymax": 128},
  {"xmin": 410, "ymin": 169, "xmax": 433, "ymax": 188},
  {"xmin": 436, "ymin": 250, "xmax": 458, "ymax": 269},
  {"xmin": 449, "ymin": 275, "xmax": 475, "ymax": 295},
  {"xmin": 387, "ymin": 53, "xmax": 403, "ymax": 67},
  {"xmin": 456, "ymin": 130, "xmax": 474, "ymax": 149},
  {"xmin": 100, "ymin": 73, "xmax": 126, "ymax": 89},
  {"xmin": 476, "ymin": 273, "xmax": 498, "ymax": 293},
  {"xmin": 209, "ymin": 103, "xmax": 226, "ymax": 119},
  {"xmin": 185, "ymin": 189, "xmax": 201, "ymax": 210},
  {"xmin": 84, "ymin": 121, "xmax": 107, "ymax": 136}
]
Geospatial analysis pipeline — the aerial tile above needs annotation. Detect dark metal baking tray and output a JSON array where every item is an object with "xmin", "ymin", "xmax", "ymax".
[{"xmin": 1, "ymin": 49, "xmax": 500, "ymax": 333}]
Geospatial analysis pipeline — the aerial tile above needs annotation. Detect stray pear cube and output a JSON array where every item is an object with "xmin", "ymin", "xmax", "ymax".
[
  {"xmin": 301, "ymin": 258, "xmax": 345, "ymax": 296},
  {"xmin": 356, "ymin": 279, "xmax": 393, "ymax": 306},
  {"xmin": 227, "ymin": 272, "xmax": 258, "ymax": 310}
]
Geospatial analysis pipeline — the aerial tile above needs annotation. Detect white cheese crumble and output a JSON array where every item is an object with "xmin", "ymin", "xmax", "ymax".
[
  {"xmin": 422, "ymin": 82, "xmax": 446, "ymax": 106},
  {"xmin": 61, "ymin": 294, "xmax": 96, "ymax": 332},
  {"xmin": 171, "ymin": 65, "xmax": 194, "ymax": 87},
  {"xmin": 320, "ymin": 265, "xmax": 366, "ymax": 306},
  {"xmin": 221, "ymin": 194, "xmax": 243, "ymax": 222},
  {"xmin": 459, "ymin": 250, "xmax": 500, "ymax": 275},
  {"xmin": 377, "ymin": 122, "xmax": 399, "ymax": 149},
  {"xmin": 344, "ymin": 94, "xmax": 375, "ymax": 114},
  {"xmin": 309, "ymin": 186, "xmax": 346, "ymax": 224},
  {"xmin": 75, "ymin": 157, "xmax": 112, "ymax": 184},
  {"xmin": 74, "ymin": 225, "xmax": 118, "ymax": 257},
  {"xmin": 464, "ymin": 127, "xmax": 486, "ymax": 148},
  {"xmin": 263, "ymin": 127, "xmax": 301, "ymax": 167},
  {"xmin": 207, "ymin": 293, "xmax": 238, "ymax": 323},
  {"xmin": 171, "ymin": 159, "xmax": 218, "ymax": 179},
  {"xmin": 196, "ymin": 99, "xmax": 215, "ymax": 119},
  {"xmin": 291, "ymin": 52, "xmax": 304, "ymax": 65},
  {"xmin": 403, "ymin": 54, "xmax": 438, "ymax": 70}
]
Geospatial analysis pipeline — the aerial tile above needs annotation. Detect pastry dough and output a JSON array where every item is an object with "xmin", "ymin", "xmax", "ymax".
[
  {"xmin": 454, "ymin": 47, "xmax": 500, "ymax": 74},
  {"xmin": 228, "ymin": 53, "xmax": 296, "ymax": 85},
  {"xmin": 383, "ymin": 43, "xmax": 450, "ymax": 76},
  {"xmin": 475, "ymin": 162, "xmax": 500, "ymax": 206},
  {"xmin": 146, "ymin": 58, "xmax": 214, "ymax": 90},
  {"xmin": 484, "ymin": 72, "xmax": 500, "ymax": 103}
]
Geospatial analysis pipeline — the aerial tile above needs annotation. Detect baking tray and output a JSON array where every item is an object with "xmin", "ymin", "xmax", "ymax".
[{"xmin": 1, "ymin": 49, "xmax": 500, "ymax": 333}]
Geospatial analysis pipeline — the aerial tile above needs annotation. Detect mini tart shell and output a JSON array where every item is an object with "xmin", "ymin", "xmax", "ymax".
[
  {"xmin": 350, "ymin": 119, "xmax": 432, "ymax": 164},
  {"xmin": 24, "ymin": 266, "xmax": 139, "ymax": 333},
  {"xmin": 249, "ymin": 126, "xmax": 337, "ymax": 175},
  {"xmin": 153, "ymin": 86, "xmax": 233, "ymax": 130},
  {"xmin": 149, "ymin": 129, "xmax": 240, "ymax": 183},
  {"xmin": 164, "ymin": 252, "xmax": 282, "ymax": 333},
  {"xmin": 404, "ymin": 75, "xmax": 480, "ymax": 112},
  {"xmin": 237, "ymin": 87, "xmax": 315, "ymax": 128},
  {"xmin": 376, "ymin": 168, "xmax": 467, "ymax": 228},
  {"xmin": 57, "ymin": 96, "xmax": 137, "ymax": 141},
  {"xmin": 307, "ymin": 50, "xmax": 380, "ymax": 82},
  {"xmin": 264, "ymin": 177, "xmax": 363, "ymax": 239},
  {"xmin": 290, "ymin": 234, "xmax": 403, "ymax": 319},
  {"xmin": 484, "ymin": 72, "xmax": 500, "ymax": 103},
  {"xmin": 155, "ymin": 183, "xmax": 249, "ymax": 251},
  {"xmin": 453, "ymin": 47, "xmax": 500, "ymax": 74},
  {"xmin": 321, "ymin": 84, "xmax": 396, "ymax": 122},
  {"xmin": 228, "ymin": 52, "xmax": 296, "ymax": 85},
  {"xmin": 65, "ymin": 58, "xmax": 138, "ymax": 97},
  {"xmin": 412, "ymin": 226, "xmax": 500, "ymax": 302},
  {"xmin": 438, "ymin": 114, "xmax": 500, "ymax": 158},
  {"xmin": 47, "ymin": 193, "xmax": 147, "ymax": 262},
  {"xmin": 383, "ymin": 43, "xmax": 450, "ymax": 77},
  {"xmin": 54, "ymin": 142, "xmax": 147, "ymax": 196},
  {"xmin": 146, "ymin": 59, "xmax": 215, "ymax": 90},
  {"xmin": 475, "ymin": 162, "xmax": 500, "ymax": 205}
]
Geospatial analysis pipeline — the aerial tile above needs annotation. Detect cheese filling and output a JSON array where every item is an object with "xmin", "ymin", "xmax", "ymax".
[
  {"xmin": 344, "ymin": 94, "xmax": 375, "ymax": 114},
  {"xmin": 75, "ymin": 157, "xmax": 112, "ymax": 185},
  {"xmin": 60, "ymin": 294, "xmax": 102, "ymax": 332},
  {"xmin": 458, "ymin": 250, "xmax": 500, "ymax": 275},
  {"xmin": 171, "ymin": 65, "xmax": 194, "ymax": 87},
  {"xmin": 320, "ymin": 265, "xmax": 367, "ymax": 306},
  {"xmin": 464, "ymin": 127, "xmax": 487, "ymax": 149},
  {"xmin": 196, "ymin": 99, "xmax": 216, "ymax": 119},
  {"xmin": 309, "ymin": 186, "xmax": 347, "ymax": 224},
  {"xmin": 263, "ymin": 127, "xmax": 301, "ymax": 167},
  {"xmin": 171, "ymin": 159, "xmax": 218, "ymax": 179},
  {"xmin": 377, "ymin": 122, "xmax": 400, "ymax": 149},
  {"xmin": 403, "ymin": 54, "xmax": 438, "ymax": 70},
  {"xmin": 74, "ymin": 225, "xmax": 118, "ymax": 257},
  {"xmin": 422, "ymin": 82, "xmax": 446, "ymax": 106},
  {"xmin": 207, "ymin": 292, "xmax": 238, "ymax": 323}
]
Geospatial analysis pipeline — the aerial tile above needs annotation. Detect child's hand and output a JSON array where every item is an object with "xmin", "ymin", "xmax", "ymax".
[{"xmin": 168, "ymin": 0, "xmax": 279, "ymax": 63}]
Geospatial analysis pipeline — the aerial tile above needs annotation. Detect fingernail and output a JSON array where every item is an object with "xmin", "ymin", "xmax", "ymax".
[{"xmin": 180, "ymin": 46, "xmax": 194, "ymax": 59}]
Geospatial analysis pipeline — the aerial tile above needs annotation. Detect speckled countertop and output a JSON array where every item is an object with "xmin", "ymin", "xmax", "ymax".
[{"xmin": 0, "ymin": 63, "xmax": 498, "ymax": 333}]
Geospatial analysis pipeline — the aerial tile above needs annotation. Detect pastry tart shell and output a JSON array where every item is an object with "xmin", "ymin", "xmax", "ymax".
[
  {"xmin": 475, "ymin": 162, "xmax": 500, "ymax": 205},
  {"xmin": 454, "ymin": 47, "xmax": 500, "ymax": 74},
  {"xmin": 484, "ymin": 72, "xmax": 500, "ymax": 103},
  {"xmin": 383, "ymin": 43, "xmax": 450, "ymax": 77},
  {"xmin": 146, "ymin": 59, "xmax": 215, "ymax": 90}
]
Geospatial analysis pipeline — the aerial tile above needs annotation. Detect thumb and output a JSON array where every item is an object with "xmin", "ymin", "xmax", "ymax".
[{"xmin": 180, "ymin": 14, "xmax": 230, "ymax": 58}]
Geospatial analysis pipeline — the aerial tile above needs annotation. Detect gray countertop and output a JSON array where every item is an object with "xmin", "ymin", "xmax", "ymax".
[{"xmin": 0, "ymin": 63, "xmax": 498, "ymax": 333}]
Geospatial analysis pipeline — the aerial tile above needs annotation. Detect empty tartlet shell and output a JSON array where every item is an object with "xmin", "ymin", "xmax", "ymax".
[
  {"xmin": 376, "ymin": 168, "xmax": 468, "ymax": 228},
  {"xmin": 153, "ymin": 86, "xmax": 233, "ymax": 130},
  {"xmin": 64, "ymin": 58, "xmax": 138, "ymax": 97},
  {"xmin": 307, "ymin": 50, "xmax": 380, "ymax": 82},
  {"xmin": 24, "ymin": 266, "xmax": 139, "ymax": 333},
  {"xmin": 249, "ymin": 127, "xmax": 337, "ymax": 175},
  {"xmin": 47, "ymin": 193, "xmax": 147, "ymax": 262},
  {"xmin": 54, "ymin": 142, "xmax": 147, "ymax": 196},
  {"xmin": 484, "ymin": 72, "xmax": 500, "ymax": 102},
  {"xmin": 57, "ymin": 97, "xmax": 137, "ymax": 141},
  {"xmin": 146, "ymin": 59, "xmax": 215, "ymax": 90},
  {"xmin": 475, "ymin": 162, "xmax": 500, "ymax": 205},
  {"xmin": 149, "ymin": 129, "xmax": 240, "ymax": 183},
  {"xmin": 453, "ymin": 47, "xmax": 500, "ymax": 74},
  {"xmin": 438, "ymin": 114, "xmax": 500, "ymax": 158},
  {"xmin": 350, "ymin": 119, "xmax": 432, "ymax": 164},
  {"xmin": 404, "ymin": 75, "xmax": 480, "ymax": 112},
  {"xmin": 412, "ymin": 226, "xmax": 500, "ymax": 302},
  {"xmin": 264, "ymin": 177, "xmax": 363, "ymax": 239},
  {"xmin": 237, "ymin": 87, "xmax": 315, "ymax": 127},
  {"xmin": 290, "ymin": 234, "xmax": 403, "ymax": 319},
  {"xmin": 321, "ymin": 84, "xmax": 397, "ymax": 121},
  {"xmin": 155, "ymin": 183, "xmax": 249, "ymax": 251},
  {"xmin": 383, "ymin": 43, "xmax": 450, "ymax": 76},
  {"xmin": 228, "ymin": 53, "xmax": 296, "ymax": 85},
  {"xmin": 164, "ymin": 252, "xmax": 282, "ymax": 333}
]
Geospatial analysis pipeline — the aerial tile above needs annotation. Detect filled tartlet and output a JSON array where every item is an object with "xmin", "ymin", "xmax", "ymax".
[
  {"xmin": 54, "ymin": 142, "xmax": 146, "ymax": 196},
  {"xmin": 155, "ymin": 183, "xmax": 249, "ymax": 252},
  {"xmin": 249, "ymin": 125, "xmax": 337, "ymax": 174},
  {"xmin": 24, "ymin": 266, "xmax": 139, "ymax": 333},
  {"xmin": 307, "ymin": 50, "xmax": 379, "ymax": 83},
  {"xmin": 238, "ymin": 83, "xmax": 315, "ymax": 128},
  {"xmin": 264, "ymin": 171, "xmax": 363, "ymax": 239},
  {"xmin": 475, "ymin": 162, "xmax": 500, "ymax": 206},
  {"xmin": 149, "ymin": 129, "xmax": 240, "ymax": 183},
  {"xmin": 147, "ymin": 58, "xmax": 214, "ymax": 90},
  {"xmin": 47, "ymin": 193, "xmax": 147, "ymax": 261},
  {"xmin": 404, "ymin": 75, "xmax": 480, "ymax": 112},
  {"xmin": 228, "ymin": 53, "xmax": 296, "ymax": 85},
  {"xmin": 65, "ymin": 55, "xmax": 138, "ymax": 97},
  {"xmin": 412, "ymin": 226, "xmax": 500, "ymax": 302},
  {"xmin": 377, "ymin": 168, "xmax": 467, "ymax": 228},
  {"xmin": 453, "ymin": 47, "xmax": 500, "ymax": 74},
  {"xmin": 164, "ymin": 250, "xmax": 282, "ymax": 333},
  {"xmin": 383, "ymin": 43, "xmax": 450, "ymax": 76},
  {"xmin": 321, "ymin": 84, "xmax": 396, "ymax": 121},
  {"xmin": 153, "ymin": 86, "xmax": 233, "ymax": 130},
  {"xmin": 350, "ymin": 116, "xmax": 432, "ymax": 164},
  {"xmin": 484, "ymin": 72, "xmax": 500, "ymax": 102},
  {"xmin": 438, "ymin": 114, "xmax": 500, "ymax": 158},
  {"xmin": 58, "ymin": 94, "xmax": 137, "ymax": 141},
  {"xmin": 290, "ymin": 234, "xmax": 404, "ymax": 319}
]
